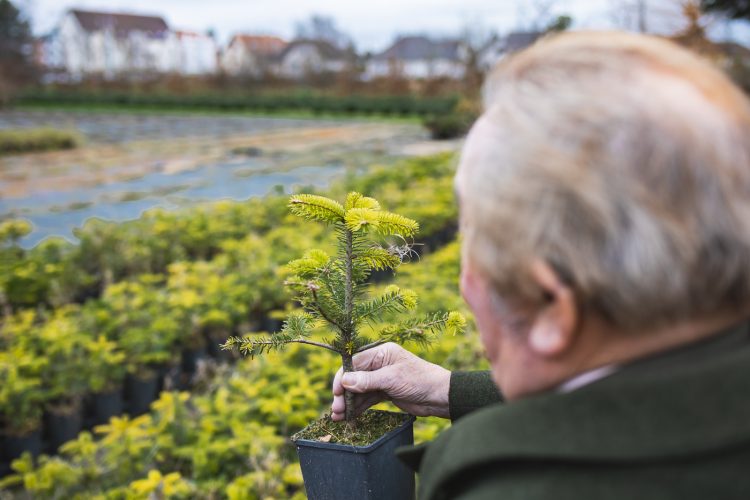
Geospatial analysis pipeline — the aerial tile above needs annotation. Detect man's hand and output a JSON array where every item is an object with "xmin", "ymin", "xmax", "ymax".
[{"xmin": 331, "ymin": 343, "xmax": 451, "ymax": 421}]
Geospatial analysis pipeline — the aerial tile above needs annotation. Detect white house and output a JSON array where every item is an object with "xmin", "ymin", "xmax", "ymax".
[
  {"xmin": 169, "ymin": 30, "xmax": 218, "ymax": 75},
  {"xmin": 40, "ymin": 9, "xmax": 218, "ymax": 79},
  {"xmin": 221, "ymin": 34, "xmax": 287, "ymax": 77},
  {"xmin": 53, "ymin": 9, "xmax": 171, "ymax": 78},
  {"xmin": 275, "ymin": 39, "xmax": 349, "ymax": 79},
  {"xmin": 365, "ymin": 36, "xmax": 465, "ymax": 80}
]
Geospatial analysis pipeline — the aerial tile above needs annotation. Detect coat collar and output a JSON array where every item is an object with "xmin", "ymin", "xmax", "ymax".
[{"xmin": 410, "ymin": 320, "xmax": 750, "ymax": 500}]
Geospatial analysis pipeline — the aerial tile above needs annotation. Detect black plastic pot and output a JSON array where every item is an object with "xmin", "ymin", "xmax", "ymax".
[
  {"xmin": 294, "ymin": 413, "xmax": 416, "ymax": 500},
  {"xmin": 204, "ymin": 330, "xmax": 235, "ymax": 362},
  {"xmin": 261, "ymin": 316, "xmax": 283, "ymax": 333},
  {"xmin": 180, "ymin": 347, "xmax": 204, "ymax": 376},
  {"xmin": 4, "ymin": 429, "xmax": 43, "ymax": 463},
  {"xmin": 157, "ymin": 363, "xmax": 182, "ymax": 392},
  {"xmin": 92, "ymin": 388, "xmax": 124, "ymax": 425},
  {"xmin": 125, "ymin": 372, "xmax": 160, "ymax": 416},
  {"xmin": 45, "ymin": 407, "xmax": 83, "ymax": 452}
]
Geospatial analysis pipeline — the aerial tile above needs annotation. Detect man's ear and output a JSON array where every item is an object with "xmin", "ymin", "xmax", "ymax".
[{"xmin": 527, "ymin": 259, "xmax": 579, "ymax": 358}]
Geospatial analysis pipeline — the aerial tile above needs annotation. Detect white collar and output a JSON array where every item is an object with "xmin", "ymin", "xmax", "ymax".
[{"xmin": 556, "ymin": 364, "xmax": 619, "ymax": 394}]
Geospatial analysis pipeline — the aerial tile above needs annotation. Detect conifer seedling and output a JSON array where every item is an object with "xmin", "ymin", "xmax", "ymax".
[{"xmin": 223, "ymin": 192, "xmax": 465, "ymax": 425}]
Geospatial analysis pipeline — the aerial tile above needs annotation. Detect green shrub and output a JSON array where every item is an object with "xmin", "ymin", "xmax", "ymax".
[
  {"xmin": 0, "ymin": 348, "xmax": 48, "ymax": 436},
  {"xmin": 423, "ymin": 113, "xmax": 474, "ymax": 140},
  {"xmin": 0, "ymin": 128, "xmax": 80, "ymax": 155}
]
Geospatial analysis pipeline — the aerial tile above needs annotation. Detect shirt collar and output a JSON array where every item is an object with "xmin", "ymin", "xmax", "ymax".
[{"xmin": 556, "ymin": 364, "xmax": 619, "ymax": 393}]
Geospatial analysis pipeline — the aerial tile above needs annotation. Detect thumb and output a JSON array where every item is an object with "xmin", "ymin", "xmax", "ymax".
[{"xmin": 341, "ymin": 368, "xmax": 392, "ymax": 394}]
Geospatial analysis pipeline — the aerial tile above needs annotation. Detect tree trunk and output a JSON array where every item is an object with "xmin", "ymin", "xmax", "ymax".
[
  {"xmin": 343, "ymin": 229, "xmax": 356, "ymax": 424},
  {"xmin": 342, "ymin": 351, "xmax": 355, "ymax": 423}
]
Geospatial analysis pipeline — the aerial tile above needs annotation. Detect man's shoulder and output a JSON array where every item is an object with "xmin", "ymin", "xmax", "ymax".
[
  {"xmin": 418, "ymin": 341, "xmax": 750, "ymax": 500},
  {"xmin": 435, "ymin": 450, "xmax": 750, "ymax": 500}
]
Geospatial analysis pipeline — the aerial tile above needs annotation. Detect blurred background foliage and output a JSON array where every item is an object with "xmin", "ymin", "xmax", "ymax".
[{"xmin": 0, "ymin": 153, "xmax": 486, "ymax": 499}]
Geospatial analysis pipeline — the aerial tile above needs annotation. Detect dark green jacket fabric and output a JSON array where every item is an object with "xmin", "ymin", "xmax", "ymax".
[
  {"xmin": 398, "ymin": 320, "xmax": 750, "ymax": 499},
  {"xmin": 448, "ymin": 370, "xmax": 503, "ymax": 421}
]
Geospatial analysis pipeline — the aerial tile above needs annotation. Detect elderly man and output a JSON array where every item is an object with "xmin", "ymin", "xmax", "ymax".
[{"xmin": 331, "ymin": 31, "xmax": 750, "ymax": 499}]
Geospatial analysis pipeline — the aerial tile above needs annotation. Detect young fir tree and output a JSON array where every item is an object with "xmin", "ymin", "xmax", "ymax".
[{"xmin": 223, "ymin": 192, "xmax": 465, "ymax": 423}]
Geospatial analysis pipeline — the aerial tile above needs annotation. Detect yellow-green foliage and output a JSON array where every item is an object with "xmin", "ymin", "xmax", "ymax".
[
  {"xmin": 0, "ymin": 128, "xmax": 80, "ymax": 155},
  {"xmin": 1, "ymin": 243, "xmax": 484, "ymax": 498},
  {"xmin": 0, "ymin": 153, "xmax": 482, "ymax": 498}
]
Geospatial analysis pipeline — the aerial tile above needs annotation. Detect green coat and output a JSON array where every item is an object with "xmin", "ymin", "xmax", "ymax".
[{"xmin": 397, "ymin": 321, "xmax": 750, "ymax": 499}]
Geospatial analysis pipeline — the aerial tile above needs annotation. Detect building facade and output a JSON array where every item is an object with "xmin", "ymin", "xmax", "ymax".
[
  {"xmin": 366, "ymin": 36, "xmax": 466, "ymax": 80},
  {"xmin": 41, "ymin": 9, "xmax": 218, "ymax": 79},
  {"xmin": 221, "ymin": 35, "xmax": 287, "ymax": 77}
]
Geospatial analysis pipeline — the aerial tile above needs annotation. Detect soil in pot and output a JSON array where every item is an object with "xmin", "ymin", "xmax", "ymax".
[
  {"xmin": 45, "ymin": 405, "xmax": 83, "ymax": 452},
  {"xmin": 293, "ymin": 410, "xmax": 416, "ymax": 500},
  {"xmin": 125, "ymin": 371, "xmax": 160, "ymax": 416},
  {"xmin": 92, "ymin": 388, "xmax": 124, "ymax": 425}
]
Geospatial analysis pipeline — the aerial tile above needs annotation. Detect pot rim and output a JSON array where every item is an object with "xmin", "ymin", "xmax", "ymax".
[{"xmin": 293, "ymin": 412, "xmax": 415, "ymax": 454}]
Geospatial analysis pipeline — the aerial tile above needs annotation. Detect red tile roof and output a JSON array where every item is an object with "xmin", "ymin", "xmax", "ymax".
[{"xmin": 229, "ymin": 35, "xmax": 287, "ymax": 55}]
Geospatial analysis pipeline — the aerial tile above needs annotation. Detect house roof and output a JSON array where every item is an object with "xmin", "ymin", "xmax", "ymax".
[
  {"xmin": 229, "ymin": 35, "xmax": 287, "ymax": 56},
  {"xmin": 504, "ymin": 32, "xmax": 542, "ymax": 52},
  {"xmin": 69, "ymin": 9, "xmax": 169, "ymax": 38},
  {"xmin": 279, "ymin": 39, "xmax": 348, "ymax": 61},
  {"xmin": 374, "ymin": 36, "xmax": 462, "ymax": 61}
]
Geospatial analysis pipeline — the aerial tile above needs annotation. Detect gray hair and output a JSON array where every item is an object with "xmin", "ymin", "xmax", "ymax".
[{"xmin": 459, "ymin": 31, "xmax": 750, "ymax": 330}]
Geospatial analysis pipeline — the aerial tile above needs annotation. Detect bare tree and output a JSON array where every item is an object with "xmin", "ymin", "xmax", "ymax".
[
  {"xmin": 458, "ymin": 19, "xmax": 499, "ymax": 97},
  {"xmin": 609, "ymin": 0, "xmax": 650, "ymax": 31},
  {"xmin": 294, "ymin": 14, "xmax": 353, "ymax": 50},
  {"xmin": 608, "ymin": 0, "xmax": 716, "ymax": 34},
  {"xmin": 0, "ymin": 0, "xmax": 36, "ymax": 106}
]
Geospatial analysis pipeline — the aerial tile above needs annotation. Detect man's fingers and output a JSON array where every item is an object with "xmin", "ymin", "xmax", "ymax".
[
  {"xmin": 351, "ymin": 343, "xmax": 397, "ymax": 371},
  {"xmin": 331, "ymin": 393, "xmax": 345, "ymax": 414},
  {"xmin": 332, "ymin": 344, "xmax": 401, "ymax": 422},
  {"xmin": 332, "ymin": 367, "xmax": 344, "ymax": 396},
  {"xmin": 331, "ymin": 392, "xmax": 384, "ymax": 421},
  {"xmin": 341, "ymin": 366, "xmax": 394, "ymax": 394}
]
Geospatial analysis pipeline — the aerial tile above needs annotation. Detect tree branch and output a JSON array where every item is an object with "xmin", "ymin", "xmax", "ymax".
[
  {"xmin": 355, "ymin": 339, "xmax": 386, "ymax": 353},
  {"xmin": 311, "ymin": 287, "xmax": 343, "ymax": 331},
  {"xmin": 357, "ymin": 292, "xmax": 403, "ymax": 323},
  {"xmin": 249, "ymin": 338, "xmax": 340, "ymax": 353}
]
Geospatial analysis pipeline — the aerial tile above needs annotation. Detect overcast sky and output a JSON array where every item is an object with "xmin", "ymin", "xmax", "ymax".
[{"xmin": 15, "ymin": 0, "xmax": 750, "ymax": 51}]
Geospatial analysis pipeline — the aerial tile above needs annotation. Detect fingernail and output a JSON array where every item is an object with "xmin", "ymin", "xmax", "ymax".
[{"xmin": 342, "ymin": 373, "xmax": 356, "ymax": 387}]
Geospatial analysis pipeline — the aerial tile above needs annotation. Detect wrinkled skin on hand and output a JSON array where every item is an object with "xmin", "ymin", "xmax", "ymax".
[{"xmin": 331, "ymin": 343, "xmax": 451, "ymax": 421}]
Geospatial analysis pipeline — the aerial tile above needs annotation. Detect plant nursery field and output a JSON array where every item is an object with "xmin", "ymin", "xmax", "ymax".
[{"xmin": 0, "ymin": 149, "xmax": 485, "ymax": 499}]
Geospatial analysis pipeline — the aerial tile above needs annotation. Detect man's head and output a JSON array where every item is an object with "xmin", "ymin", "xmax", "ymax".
[{"xmin": 456, "ymin": 31, "xmax": 750, "ymax": 399}]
